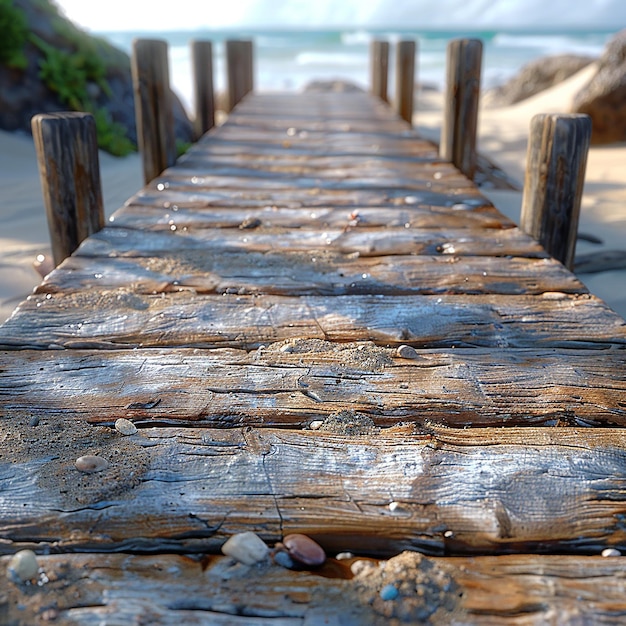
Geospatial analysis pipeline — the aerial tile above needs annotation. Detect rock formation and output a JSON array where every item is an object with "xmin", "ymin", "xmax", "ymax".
[
  {"xmin": 572, "ymin": 29, "xmax": 626, "ymax": 144},
  {"xmin": 486, "ymin": 54, "xmax": 595, "ymax": 106}
]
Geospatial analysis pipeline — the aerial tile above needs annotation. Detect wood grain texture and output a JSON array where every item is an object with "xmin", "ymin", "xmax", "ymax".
[
  {"xmin": 2, "ymin": 292, "xmax": 623, "ymax": 350},
  {"xmin": 31, "ymin": 112, "xmax": 104, "ymax": 266},
  {"xmin": 2, "ymin": 551, "xmax": 626, "ymax": 625},
  {"xmin": 0, "ymin": 347, "xmax": 624, "ymax": 427},
  {"xmin": 2, "ymin": 423, "xmax": 626, "ymax": 556}
]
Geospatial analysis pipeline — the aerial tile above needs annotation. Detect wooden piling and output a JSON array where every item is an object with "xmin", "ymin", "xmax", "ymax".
[
  {"xmin": 520, "ymin": 113, "xmax": 592, "ymax": 269},
  {"xmin": 31, "ymin": 112, "xmax": 104, "ymax": 267},
  {"xmin": 395, "ymin": 40, "xmax": 416, "ymax": 125},
  {"xmin": 131, "ymin": 38, "xmax": 176, "ymax": 184},
  {"xmin": 226, "ymin": 39, "xmax": 254, "ymax": 113},
  {"xmin": 440, "ymin": 38, "xmax": 483, "ymax": 180},
  {"xmin": 370, "ymin": 40, "xmax": 389, "ymax": 102},
  {"xmin": 191, "ymin": 40, "xmax": 215, "ymax": 140}
]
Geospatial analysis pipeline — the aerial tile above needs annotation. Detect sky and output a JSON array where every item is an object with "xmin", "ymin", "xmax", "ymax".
[{"xmin": 54, "ymin": 0, "xmax": 626, "ymax": 32}]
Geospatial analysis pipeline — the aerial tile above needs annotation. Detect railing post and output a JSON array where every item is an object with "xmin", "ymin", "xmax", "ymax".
[
  {"xmin": 31, "ymin": 112, "xmax": 104, "ymax": 267},
  {"xmin": 226, "ymin": 39, "xmax": 254, "ymax": 113},
  {"xmin": 440, "ymin": 38, "xmax": 483, "ymax": 180},
  {"xmin": 370, "ymin": 40, "xmax": 389, "ymax": 103},
  {"xmin": 131, "ymin": 38, "xmax": 176, "ymax": 184},
  {"xmin": 520, "ymin": 113, "xmax": 592, "ymax": 269},
  {"xmin": 191, "ymin": 40, "xmax": 215, "ymax": 140},
  {"xmin": 395, "ymin": 40, "xmax": 416, "ymax": 125}
]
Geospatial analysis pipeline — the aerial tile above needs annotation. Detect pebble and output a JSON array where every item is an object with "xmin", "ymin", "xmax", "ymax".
[
  {"xmin": 308, "ymin": 420, "xmax": 323, "ymax": 430},
  {"xmin": 396, "ymin": 345, "xmax": 419, "ymax": 359},
  {"xmin": 29, "ymin": 416, "xmax": 40, "ymax": 427},
  {"xmin": 282, "ymin": 533, "xmax": 326, "ymax": 567},
  {"xmin": 279, "ymin": 343, "xmax": 295, "ymax": 353},
  {"xmin": 335, "ymin": 552, "xmax": 354, "ymax": 560},
  {"xmin": 115, "ymin": 418, "xmax": 138, "ymax": 436},
  {"xmin": 273, "ymin": 549, "xmax": 295, "ymax": 569},
  {"xmin": 602, "ymin": 548, "xmax": 621, "ymax": 557},
  {"xmin": 8, "ymin": 550, "xmax": 39, "ymax": 582},
  {"xmin": 380, "ymin": 583, "xmax": 399, "ymax": 601},
  {"xmin": 221, "ymin": 532, "xmax": 269, "ymax": 565},
  {"xmin": 75, "ymin": 455, "xmax": 109, "ymax": 473}
]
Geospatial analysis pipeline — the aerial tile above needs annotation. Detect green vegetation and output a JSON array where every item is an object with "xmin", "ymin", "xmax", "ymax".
[
  {"xmin": 0, "ymin": 0, "xmax": 29, "ymax": 69},
  {"xmin": 0, "ymin": 0, "xmax": 136, "ymax": 156}
]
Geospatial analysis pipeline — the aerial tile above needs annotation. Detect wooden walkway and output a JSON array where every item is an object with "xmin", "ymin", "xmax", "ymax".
[{"xmin": 1, "ymin": 91, "xmax": 626, "ymax": 624}]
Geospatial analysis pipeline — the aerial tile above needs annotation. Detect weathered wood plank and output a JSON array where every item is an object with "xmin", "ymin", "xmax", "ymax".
[
  {"xmin": 2, "ymin": 292, "xmax": 623, "ymax": 350},
  {"xmin": 2, "ymin": 551, "xmax": 626, "ymax": 624},
  {"xmin": 78, "ymin": 224, "xmax": 546, "ymax": 259},
  {"xmin": 29, "ymin": 250, "xmax": 586, "ymax": 297},
  {"xmin": 0, "ymin": 347, "xmax": 624, "ymax": 426},
  {"xmin": 2, "ymin": 422, "xmax": 626, "ymax": 556}
]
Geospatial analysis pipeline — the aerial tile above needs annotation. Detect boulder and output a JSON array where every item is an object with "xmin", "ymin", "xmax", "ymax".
[
  {"xmin": 0, "ymin": 0, "xmax": 193, "ymax": 154},
  {"xmin": 572, "ymin": 29, "xmax": 626, "ymax": 144},
  {"xmin": 487, "ymin": 54, "xmax": 595, "ymax": 106}
]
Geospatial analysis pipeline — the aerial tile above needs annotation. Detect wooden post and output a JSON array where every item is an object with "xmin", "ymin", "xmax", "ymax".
[
  {"xmin": 226, "ymin": 39, "xmax": 254, "ymax": 113},
  {"xmin": 191, "ymin": 40, "xmax": 215, "ymax": 140},
  {"xmin": 395, "ymin": 40, "xmax": 416, "ymax": 125},
  {"xmin": 31, "ymin": 112, "xmax": 104, "ymax": 267},
  {"xmin": 370, "ymin": 40, "xmax": 389, "ymax": 103},
  {"xmin": 520, "ymin": 113, "xmax": 592, "ymax": 269},
  {"xmin": 131, "ymin": 38, "xmax": 176, "ymax": 184},
  {"xmin": 440, "ymin": 38, "xmax": 483, "ymax": 180}
]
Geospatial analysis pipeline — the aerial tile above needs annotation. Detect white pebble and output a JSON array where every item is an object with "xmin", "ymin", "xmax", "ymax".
[
  {"xmin": 388, "ymin": 501, "xmax": 400, "ymax": 512},
  {"xmin": 309, "ymin": 420, "xmax": 323, "ymax": 430},
  {"xmin": 335, "ymin": 551, "xmax": 354, "ymax": 560},
  {"xmin": 8, "ymin": 550, "xmax": 39, "ymax": 582},
  {"xmin": 115, "ymin": 418, "xmax": 137, "ymax": 436},
  {"xmin": 602, "ymin": 548, "xmax": 621, "ymax": 557},
  {"xmin": 396, "ymin": 345, "xmax": 419, "ymax": 359},
  {"xmin": 221, "ymin": 532, "xmax": 269, "ymax": 565}
]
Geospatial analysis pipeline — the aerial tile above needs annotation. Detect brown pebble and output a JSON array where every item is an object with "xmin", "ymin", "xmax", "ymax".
[
  {"xmin": 75, "ymin": 455, "xmax": 109, "ymax": 473},
  {"xmin": 283, "ymin": 533, "xmax": 326, "ymax": 567}
]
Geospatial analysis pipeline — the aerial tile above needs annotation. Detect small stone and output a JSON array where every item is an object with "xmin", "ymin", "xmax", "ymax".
[
  {"xmin": 273, "ymin": 549, "xmax": 295, "ymax": 569},
  {"xmin": 221, "ymin": 532, "xmax": 269, "ymax": 565},
  {"xmin": 8, "ymin": 550, "xmax": 39, "ymax": 582},
  {"xmin": 115, "ymin": 418, "xmax": 137, "ymax": 436},
  {"xmin": 388, "ymin": 501, "xmax": 400, "ymax": 512},
  {"xmin": 29, "ymin": 416, "xmax": 40, "ymax": 427},
  {"xmin": 396, "ymin": 345, "xmax": 419, "ymax": 359},
  {"xmin": 308, "ymin": 420, "xmax": 323, "ymax": 430},
  {"xmin": 283, "ymin": 533, "xmax": 326, "ymax": 567},
  {"xmin": 75, "ymin": 455, "xmax": 109, "ymax": 473},
  {"xmin": 335, "ymin": 552, "xmax": 354, "ymax": 560},
  {"xmin": 380, "ymin": 583, "xmax": 399, "ymax": 601},
  {"xmin": 602, "ymin": 548, "xmax": 621, "ymax": 557}
]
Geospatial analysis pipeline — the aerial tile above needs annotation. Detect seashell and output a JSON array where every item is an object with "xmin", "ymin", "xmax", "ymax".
[
  {"xmin": 115, "ymin": 418, "xmax": 137, "ymax": 436},
  {"xmin": 602, "ymin": 548, "xmax": 621, "ymax": 557},
  {"xmin": 221, "ymin": 532, "xmax": 269, "ymax": 565},
  {"xmin": 282, "ymin": 533, "xmax": 326, "ymax": 567},
  {"xmin": 8, "ymin": 550, "xmax": 39, "ymax": 582},
  {"xmin": 75, "ymin": 455, "xmax": 109, "ymax": 474},
  {"xmin": 396, "ymin": 344, "xmax": 419, "ymax": 359}
]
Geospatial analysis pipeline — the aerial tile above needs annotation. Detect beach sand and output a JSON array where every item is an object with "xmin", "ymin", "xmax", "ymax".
[{"xmin": 0, "ymin": 66, "xmax": 624, "ymax": 323}]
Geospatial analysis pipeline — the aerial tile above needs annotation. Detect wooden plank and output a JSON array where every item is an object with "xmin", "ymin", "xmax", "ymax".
[
  {"xmin": 31, "ymin": 112, "xmax": 105, "ymax": 267},
  {"xmin": 2, "ymin": 551, "xmax": 626, "ymax": 624},
  {"xmin": 0, "ymin": 347, "xmax": 624, "ymax": 427},
  {"xmin": 2, "ymin": 292, "xmax": 624, "ymax": 351},
  {"xmin": 2, "ymin": 421, "xmax": 626, "ymax": 555},
  {"xmin": 29, "ymin": 250, "xmax": 586, "ymax": 297},
  {"xmin": 77, "ymin": 225, "xmax": 546, "ymax": 259}
]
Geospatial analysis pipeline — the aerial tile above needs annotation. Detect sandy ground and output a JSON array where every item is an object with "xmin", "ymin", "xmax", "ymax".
[{"xmin": 0, "ymin": 66, "xmax": 624, "ymax": 322}]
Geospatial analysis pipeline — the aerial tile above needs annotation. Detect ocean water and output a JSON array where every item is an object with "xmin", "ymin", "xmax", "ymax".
[{"xmin": 100, "ymin": 28, "xmax": 614, "ymax": 117}]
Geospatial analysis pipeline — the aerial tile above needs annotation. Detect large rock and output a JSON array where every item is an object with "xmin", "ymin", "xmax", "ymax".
[
  {"xmin": 0, "ymin": 0, "xmax": 193, "ymax": 154},
  {"xmin": 573, "ymin": 29, "xmax": 626, "ymax": 144},
  {"xmin": 487, "ymin": 54, "xmax": 595, "ymax": 106}
]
